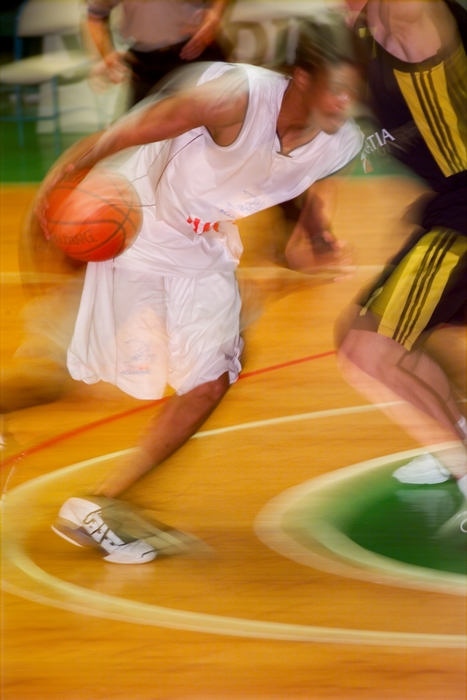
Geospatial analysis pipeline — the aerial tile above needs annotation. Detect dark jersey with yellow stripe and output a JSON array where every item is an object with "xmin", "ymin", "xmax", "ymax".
[
  {"xmin": 354, "ymin": 3, "xmax": 467, "ymax": 338},
  {"xmin": 360, "ymin": 37, "xmax": 467, "ymax": 187},
  {"xmin": 356, "ymin": 2, "xmax": 467, "ymax": 217}
]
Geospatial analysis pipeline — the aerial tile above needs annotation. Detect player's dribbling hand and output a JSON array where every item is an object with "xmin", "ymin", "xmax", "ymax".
[
  {"xmin": 285, "ymin": 226, "xmax": 356, "ymax": 282},
  {"xmin": 33, "ymin": 131, "xmax": 103, "ymax": 239},
  {"xmin": 34, "ymin": 165, "xmax": 75, "ymax": 239},
  {"xmin": 311, "ymin": 231, "xmax": 356, "ymax": 281}
]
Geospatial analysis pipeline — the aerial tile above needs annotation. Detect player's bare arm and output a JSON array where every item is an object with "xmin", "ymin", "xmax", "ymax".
[
  {"xmin": 34, "ymin": 131, "xmax": 105, "ymax": 231},
  {"xmin": 35, "ymin": 67, "xmax": 249, "ymax": 225},
  {"xmin": 76, "ymin": 67, "xmax": 249, "ymax": 169},
  {"xmin": 284, "ymin": 178, "xmax": 354, "ymax": 278}
]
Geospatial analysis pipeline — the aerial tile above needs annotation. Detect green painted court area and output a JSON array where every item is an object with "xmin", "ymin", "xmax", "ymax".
[
  {"xmin": 344, "ymin": 478, "xmax": 466, "ymax": 576},
  {"xmin": 281, "ymin": 455, "xmax": 466, "ymax": 584},
  {"xmin": 0, "ymin": 122, "xmax": 87, "ymax": 182}
]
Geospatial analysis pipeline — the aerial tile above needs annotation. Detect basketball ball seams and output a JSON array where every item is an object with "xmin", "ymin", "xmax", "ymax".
[
  {"xmin": 51, "ymin": 184, "xmax": 138, "ymax": 219},
  {"xmin": 46, "ymin": 216, "xmax": 135, "ymax": 230},
  {"xmin": 47, "ymin": 203, "xmax": 141, "ymax": 237},
  {"xmin": 52, "ymin": 171, "xmax": 143, "ymax": 216},
  {"xmin": 49, "ymin": 213, "xmax": 140, "ymax": 251},
  {"xmin": 43, "ymin": 169, "xmax": 143, "ymax": 262}
]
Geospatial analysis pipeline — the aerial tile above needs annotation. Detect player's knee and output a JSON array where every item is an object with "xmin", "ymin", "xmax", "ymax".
[
  {"xmin": 193, "ymin": 372, "xmax": 230, "ymax": 405},
  {"xmin": 210, "ymin": 372, "xmax": 231, "ymax": 403},
  {"xmin": 337, "ymin": 327, "xmax": 384, "ymax": 377},
  {"xmin": 336, "ymin": 329, "xmax": 364, "ymax": 375}
]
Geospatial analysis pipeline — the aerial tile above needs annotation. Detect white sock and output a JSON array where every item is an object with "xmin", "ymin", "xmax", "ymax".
[{"xmin": 457, "ymin": 475, "xmax": 467, "ymax": 497}]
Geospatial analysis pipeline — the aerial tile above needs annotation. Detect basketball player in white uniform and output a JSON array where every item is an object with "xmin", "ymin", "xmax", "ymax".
[{"xmin": 46, "ymin": 19, "xmax": 364, "ymax": 563}]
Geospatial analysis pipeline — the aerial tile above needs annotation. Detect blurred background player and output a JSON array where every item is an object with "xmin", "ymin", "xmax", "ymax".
[
  {"xmin": 43, "ymin": 17, "xmax": 364, "ymax": 563},
  {"xmin": 87, "ymin": 0, "xmax": 228, "ymax": 108},
  {"xmin": 336, "ymin": 0, "xmax": 467, "ymax": 536}
]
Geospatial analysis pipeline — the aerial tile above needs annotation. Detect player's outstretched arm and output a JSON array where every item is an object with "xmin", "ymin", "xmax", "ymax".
[
  {"xmin": 75, "ymin": 67, "xmax": 249, "ymax": 169},
  {"xmin": 34, "ymin": 67, "xmax": 248, "ymax": 236},
  {"xmin": 33, "ymin": 131, "xmax": 105, "ymax": 236}
]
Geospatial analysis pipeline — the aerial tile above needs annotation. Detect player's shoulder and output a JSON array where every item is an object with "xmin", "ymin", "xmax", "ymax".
[
  {"xmin": 321, "ymin": 119, "xmax": 364, "ymax": 177},
  {"xmin": 195, "ymin": 62, "xmax": 287, "ymax": 109},
  {"xmin": 336, "ymin": 118, "xmax": 364, "ymax": 150},
  {"xmin": 198, "ymin": 62, "xmax": 286, "ymax": 85},
  {"xmin": 236, "ymin": 63, "xmax": 289, "ymax": 86}
]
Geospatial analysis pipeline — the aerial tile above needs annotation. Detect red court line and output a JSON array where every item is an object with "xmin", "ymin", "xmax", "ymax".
[
  {"xmin": 1, "ymin": 350, "xmax": 336, "ymax": 468},
  {"xmin": 239, "ymin": 350, "xmax": 335, "ymax": 379}
]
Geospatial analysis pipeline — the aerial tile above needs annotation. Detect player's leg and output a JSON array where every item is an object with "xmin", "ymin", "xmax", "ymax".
[
  {"xmin": 338, "ymin": 328, "xmax": 466, "ymax": 475},
  {"xmin": 54, "ymin": 268, "xmax": 173, "ymax": 561},
  {"xmin": 53, "ymin": 384, "xmax": 230, "ymax": 562},
  {"xmin": 93, "ymin": 371, "xmax": 231, "ymax": 498},
  {"xmin": 54, "ymin": 271, "xmax": 242, "ymax": 561},
  {"xmin": 338, "ymin": 328, "xmax": 465, "ymax": 446},
  {"xmin": 93, "ymin": 271, "xmax": 242, "ymax": 498},
  {"xmin": 337, "ymin": 229, "xmax": 466, "ymax": 488},
  {"xmin": 57, "ymin": 370, "xmax": 231, "ymax": 562}
]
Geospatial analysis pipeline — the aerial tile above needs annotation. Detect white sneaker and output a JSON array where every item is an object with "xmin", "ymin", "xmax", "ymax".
[
  {"xmin": 393, "ymin": 454, "xmax": 452, "ymax": 485},
  {"xmin": 52, "ymin": 497, "xmax": 157, "ymax": 564}
]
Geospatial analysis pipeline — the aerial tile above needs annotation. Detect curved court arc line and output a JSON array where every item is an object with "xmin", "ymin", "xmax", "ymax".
[
  {"xmin": 2, "ymin": 406, "xmax": 466, "ymax": 648},
  {"xmin": 2, "ymin": 506, "xmax": 465, "ymax": 648},
  {"xmin": 255, "ymin": 446, "xmax": 466, "ymax": 597},
  {"xmin": 2, "ymin": 572, "xmax": 463, "ymax": 648}
]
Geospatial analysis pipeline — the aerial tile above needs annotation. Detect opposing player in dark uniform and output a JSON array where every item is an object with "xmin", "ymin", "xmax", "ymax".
[{"xmin": 336, "ymin": 0, "xmax": 466, "ymax": 536}]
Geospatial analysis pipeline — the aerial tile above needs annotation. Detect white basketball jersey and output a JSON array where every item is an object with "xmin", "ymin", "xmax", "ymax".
[{"xmin": 114, "ymin": 63, "xmax": 364, "ymax": 278}]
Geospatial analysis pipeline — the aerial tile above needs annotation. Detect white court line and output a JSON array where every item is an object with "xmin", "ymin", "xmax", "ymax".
[
  {"xmin": 192, "ymin": 401, "xmax": 403, "ymax": 438},
  {"xmin": 2, "ymin": 404, "xmax": 466, "ymax": 648}
]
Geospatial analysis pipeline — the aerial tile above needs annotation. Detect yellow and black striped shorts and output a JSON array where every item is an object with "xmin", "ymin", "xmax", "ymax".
[{"xmin": 362, "ymin": 228, "xmax": 467, "ymax": 350}]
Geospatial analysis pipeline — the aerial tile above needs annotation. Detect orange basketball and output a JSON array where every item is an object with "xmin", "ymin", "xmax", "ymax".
[{"xmin": 43, "ymin": 168, "xmax": 143, "ymax": 262}]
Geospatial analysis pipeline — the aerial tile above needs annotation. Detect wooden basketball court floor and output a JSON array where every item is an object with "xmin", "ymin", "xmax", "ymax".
[{"xmin": 1, "ymin": 175, "xmax": 466, "ymax": 700}]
